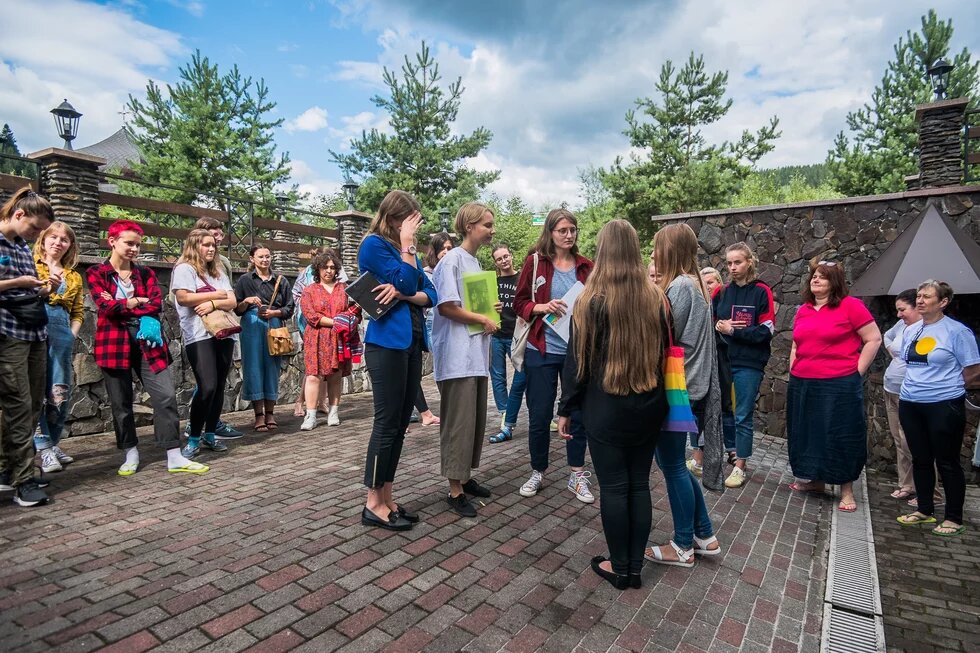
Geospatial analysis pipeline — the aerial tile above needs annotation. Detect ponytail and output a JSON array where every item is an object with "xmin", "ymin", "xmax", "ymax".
[{"xmin": 0, "ymin": 187, "xmax": 54, "ymax": 222}]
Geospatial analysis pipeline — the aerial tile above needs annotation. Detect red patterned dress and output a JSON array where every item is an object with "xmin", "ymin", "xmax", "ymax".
[{"xmin": 301, "ymin": 282, "xmax": 353, "ymax": 376}]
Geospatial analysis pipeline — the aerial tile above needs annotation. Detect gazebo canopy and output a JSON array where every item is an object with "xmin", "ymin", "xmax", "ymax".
[{"xmin": 850, "ymin": 202, "xmax": 980, "ymax": 296}]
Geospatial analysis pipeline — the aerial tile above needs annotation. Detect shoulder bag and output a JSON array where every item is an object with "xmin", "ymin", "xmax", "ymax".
[
  {"xmin": 197, "ymin": 275, "xmax": 241, "ymax": 339},
  {"xmin": 266, "ymin": 275, "xmax": 295, "ymax": 356},
  {"xmin": 661, "ymin": 301, "xmax": 700, "ymax": 434},
  {"xmin": 509, "ymin": 252, "xmax": 539, "ymax": 373}
]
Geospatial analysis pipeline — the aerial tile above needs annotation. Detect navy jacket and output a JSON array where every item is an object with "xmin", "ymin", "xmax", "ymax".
[{"xmin": 711, "ymin": 279, "xmax": 775, "ymax": 371}]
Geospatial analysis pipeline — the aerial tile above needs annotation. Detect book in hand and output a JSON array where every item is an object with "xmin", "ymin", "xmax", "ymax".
[
  {"xmin": 345, "ymin": 271, "xmax": 398, "ymax": 320},
  {"xmin": 731, "ymin": 304, "xmax": 756, "ymax": 326},
  {"xmin": 462, "ymin": 271, "xmax": 500, "ymax": 335}
]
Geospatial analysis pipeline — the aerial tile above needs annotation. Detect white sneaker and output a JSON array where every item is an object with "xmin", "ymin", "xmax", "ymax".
[
  {"xmin": 40, "ymin": 449, "xmax": 63, "ymax": 473},
  {"xmin": 300, "ymin": 412, "xmax": 318, "ymax": 431},
  {"xmin": 568, "ymin": 471, "xmax": 595, "ymax": 503},
  {"xmin": 327, "ymin": 406, "xmax": 340, "ymax": 426},
  {"xmin": 51, "ymin": 445, "xmax": 74, "ymax": 464},
  {"xmin": 520, "ymin": 471, "xmax": 544, "ymax": 497},
  {"xmin": 724, "ymin": 466, "xmax": 747, "ymax": 488}
]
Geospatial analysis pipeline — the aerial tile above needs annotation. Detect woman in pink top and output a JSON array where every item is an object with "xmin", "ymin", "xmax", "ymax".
[{"xmin": 787, "ymin": 262, "xmax": 882, "ymax": 512}]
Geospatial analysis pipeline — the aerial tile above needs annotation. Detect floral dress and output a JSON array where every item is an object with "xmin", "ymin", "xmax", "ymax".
[{"xmin": 301, "ymin": 282, "xmax": 356, "ymax": 376}]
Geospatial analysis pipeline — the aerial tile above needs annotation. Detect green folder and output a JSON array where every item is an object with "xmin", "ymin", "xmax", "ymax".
[{"xmin": 462, "ymin": 271, "xmax": 500, "ymax": 334}]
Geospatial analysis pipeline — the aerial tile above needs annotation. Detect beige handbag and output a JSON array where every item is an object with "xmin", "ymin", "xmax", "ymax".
[
  {"xmin": 266, "ymin": 275, "xmax": 295, "ymax": 356},
  {"xmin": 510, "ymin": 252, "xmax": 539, "ymax": 372},
  {"xmin": 197, "ymin": 275, "xmax": 241, "ymax": 339}
]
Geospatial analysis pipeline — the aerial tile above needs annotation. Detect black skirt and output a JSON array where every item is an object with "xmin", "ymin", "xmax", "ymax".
[{"xmin": 787, "ymin": 372, "xmax": 866, "ymax": 484}]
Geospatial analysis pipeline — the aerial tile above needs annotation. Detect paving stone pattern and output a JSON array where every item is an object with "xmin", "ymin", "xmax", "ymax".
[
  {"xmin": 1, "ymin": 379, "xmax": 830, "ymax": 652},
  {"xmin": 867, "ymin": 469, "xmax": 980, "ymax": 653}
]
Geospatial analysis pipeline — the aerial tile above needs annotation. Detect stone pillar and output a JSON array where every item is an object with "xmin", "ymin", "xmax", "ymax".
[
  {"xmin": 914, "ymin": 97, "xmax": 969, "ymax": 188},
  {"xmin": 27, "ymin": 148, "xmax": 105, "ymax": 252},
  {"xmin": 331, "ymin": 210, "xmax": 372, "ymax": 276}
]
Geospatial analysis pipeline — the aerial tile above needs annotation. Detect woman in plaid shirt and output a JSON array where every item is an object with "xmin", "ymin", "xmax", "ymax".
[
  {"xmin": 87, "ymin": 220, "xmax": 208, "ymax": 476},
  {"xmin": 0, "ymin": 188, "xmax": 55, "ymax": 508}
]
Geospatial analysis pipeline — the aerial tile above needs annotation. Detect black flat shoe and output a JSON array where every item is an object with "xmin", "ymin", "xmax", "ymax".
[
  {"xmin": 462, "ymin": 478, "xmax": 492, "ymax": 498},
  {"xmin": 629, "ymin": 573, "xmax": 642, "ymax": 589},
  {"xmin": 395, "ymin": 504, "xmax": 419, "ymax": 523},
  {"xmin": 590, "ymin": 556, "xmax": 629, "ymax": 590},
  {"xmin": 361, "ymin": 507, "xmax": 412, "ymax": 531}
]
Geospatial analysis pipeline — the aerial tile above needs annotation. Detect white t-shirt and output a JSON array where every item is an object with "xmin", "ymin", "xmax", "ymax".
[
  {"xmin": 431, "ymin": 247, "xmax": 490, "ymax": 382},
  {"xmin": 172, "ymin": 263, "xmax": 235, "ymax": 345}
]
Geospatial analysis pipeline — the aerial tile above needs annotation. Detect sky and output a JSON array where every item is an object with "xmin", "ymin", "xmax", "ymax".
[{"xmin": 2, "ymin": 0, "xmax": 978, "ymax": 209}]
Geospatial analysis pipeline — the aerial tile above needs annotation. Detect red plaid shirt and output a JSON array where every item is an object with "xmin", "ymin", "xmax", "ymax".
[{"xmin": 86, "ymin": 261, "xmax": 171, "ymax": 372}]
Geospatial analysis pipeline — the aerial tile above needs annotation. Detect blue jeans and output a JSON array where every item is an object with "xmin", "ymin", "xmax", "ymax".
[
  {"xmin": 722, "ymin": 366, "xmax": 764, "ymax": 460},
  {"xmin": 655, "ymin": 430, "xmax": 714, "ymax": 549},
  {"xmin": 490, "ymin": 336, "xmax": 526, "ymax": 426},
  {"xmin": 524, "ymin": 348, "xmax": 586, "ymax": 472},
  {"xmin": 35, "ymin": 305, "xmax": 73, "ymax": 450}
]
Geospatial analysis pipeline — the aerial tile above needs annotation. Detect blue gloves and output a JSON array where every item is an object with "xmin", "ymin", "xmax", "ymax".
[{"xmin": 137, "ymin": 316, "xmax": 163, "ymax": 348}]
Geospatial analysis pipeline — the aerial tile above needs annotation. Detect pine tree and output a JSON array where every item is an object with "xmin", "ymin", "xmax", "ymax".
[
  {"xmin": 601, "ymin": 52, "xmax": 780, "ymax": 243},
  {"xmin": 826, "ymin": 10, "xmax": 978, "ymax": 196},
  {"xmin": 125, "ymin": 50, "xmax": 291, "ymax": 210},
  {"xmin": 0, "ymin": 123, "xmax": 31, "ymax": 176},
  {"xmin": 331, "ymin": 41, "xmax": 499, "ymax": 223}
]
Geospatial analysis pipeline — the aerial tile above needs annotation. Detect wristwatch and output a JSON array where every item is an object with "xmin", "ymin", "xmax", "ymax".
[{"xmin": 401, "ymin": 245, "xmax": 417, "ymax": 255}]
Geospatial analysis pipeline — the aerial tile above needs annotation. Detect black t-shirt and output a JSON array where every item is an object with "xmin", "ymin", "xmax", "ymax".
[{"xmin": 495, "ymin": 273, "xmax": 519, "ymax": 339}]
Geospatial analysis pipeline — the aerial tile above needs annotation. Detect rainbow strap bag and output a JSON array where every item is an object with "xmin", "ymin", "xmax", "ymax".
[{"xmin": 662, "ymin": 305, "xmax": 700, "ymax": 434}]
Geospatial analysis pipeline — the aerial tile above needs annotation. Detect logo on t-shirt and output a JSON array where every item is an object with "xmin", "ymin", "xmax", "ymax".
[{"xmin": 904, "ymin": 331, "xmax": 936, "ymax": 366}]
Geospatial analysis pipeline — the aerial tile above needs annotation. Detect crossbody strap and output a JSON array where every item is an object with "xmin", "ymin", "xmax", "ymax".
[{"xmin": 269, "ymin": 275, "xmax": 283, "ymax": 307}]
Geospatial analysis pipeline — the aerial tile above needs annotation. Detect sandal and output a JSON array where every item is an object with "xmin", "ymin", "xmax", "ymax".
[
  {"xmin": 788, "ymin": 481, "xmax": 826, "ymax": 495},
  {"xmin": 265, "ymin": 416, "xmax": 278, "ymax": 430},
  {"xmin": 692, "ymin": 535, "xmax": 722, "ymax": 556},
  {"xmin": 644, "ymin": 541, "xmax": 695, "ymax": 568},
  {"xmin": 890, "ymin": 489, "xmax": 915, "ymax": 500},
  {"xmin": 896, "ymin": 512, "xmax": 936, "ymax": 526},
  {"xmin": 293, "ymin": 404, "xmax": 305, "ymax": 418},
  {"xmin": 838, "ymin": 500, "xmax": 857, "ymax": 513},
  {"xmin": 254, "ymin": 416, "xmax": 269, "ymax": 432},
  {"xmin": 931, "ymin": 523, "xmax": 965, "ymax": 537},
  {"xmin": 117, "ymin": 462, "xmax": 139, "ymax": 477},
  {"xmin": 168, "ymin": 461, "xmax": 210, "ymax": 474}
]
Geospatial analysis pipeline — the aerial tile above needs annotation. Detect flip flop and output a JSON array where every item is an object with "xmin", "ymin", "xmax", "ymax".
[
  {"xmin": 931, "ymin": 524, "xmax": 965, "ymax": 537},
  {"xmin": 890, "ymin": 489, "xmax": 915, "ymax": 500},
  {"xmin": 838, "ymin": 501, "xmax": 857, "ymax": 513},
  {"xmin": 896, "ymin": 512, "xmax": 936, "ymax": 526},
  {"xmin": 168, "ymin": 461, "xmax": 209, "ymax": 474},
  {"xmin": 117, "ymin": 462, "xmax": 139, "ymax": 477},
  {"xmin": 788, "ymin": 482, "xmax": 826, "ymax": 495}
]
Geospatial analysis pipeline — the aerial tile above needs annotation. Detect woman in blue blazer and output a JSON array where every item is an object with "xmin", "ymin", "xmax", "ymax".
[{"xmin": 358, "ymin": 190, "xmax": 437, "ymax": 531}]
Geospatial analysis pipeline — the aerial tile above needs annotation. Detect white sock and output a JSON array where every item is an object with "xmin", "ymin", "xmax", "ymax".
[
  {"xmin": 306, "ymin": 409, "xmax": 317, "ymax": 419},
  {"xmin": 124, "ymin": 447, "xmax": 140, "ymax": 467},
  {"xmin": 166, "ymin": 448, "xmax": 191, "ymax": 469}
]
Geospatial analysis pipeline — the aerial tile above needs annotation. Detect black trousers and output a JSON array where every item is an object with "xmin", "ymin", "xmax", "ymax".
[
  {"xmin": 899, "ymin": 396, "xmax": 967, "ymax": 524},
  {"xmin": 588, "ymin": 435, "xmax": 658, "ymax": 575},
  {"xmin": 186, "ymin": 338, "xmax": 235, "ymax": 437},
  {"xmin": 363, "ymin": 337, "xmax": 423, "ymax": 488}
]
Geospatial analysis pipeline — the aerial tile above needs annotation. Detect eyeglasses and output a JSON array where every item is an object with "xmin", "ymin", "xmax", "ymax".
[
  {"xmin": 553, "ymin": 227, "xmax": 578, "ymax": 237},
  {"xmin": 817, "ymin": 261, "xmax": 837, "ymax": 266}
]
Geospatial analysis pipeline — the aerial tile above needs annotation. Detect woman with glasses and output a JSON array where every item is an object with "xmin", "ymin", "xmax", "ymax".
[
  {"xmin": 513, "ymin": 209, "xmax": 594, "ymax": 503},
  {"xmin": 787, "ymin": 261, "xmax": 881, "ymax": 512}
]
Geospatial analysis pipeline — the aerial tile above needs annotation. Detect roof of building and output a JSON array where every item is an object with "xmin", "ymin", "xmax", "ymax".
[{"xmin": 77, "ymin": 128, "xmax": 142, "ymax": 171}]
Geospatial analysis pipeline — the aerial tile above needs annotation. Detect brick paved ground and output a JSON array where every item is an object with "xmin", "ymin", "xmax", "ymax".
[
  {"xmin": 867, "ymin": 468, "xmax": 980, "ymax": 653},
  {"xmin": 1, "ymin": 379, "xmax": 830, "ymax": 652}
]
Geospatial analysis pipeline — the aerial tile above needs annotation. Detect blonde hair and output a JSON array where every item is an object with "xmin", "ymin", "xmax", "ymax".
[
  {"xmin": 654, "ymin": 223, "xmax": 710, "ymax": 301},
  {"xmin": 724, "ymin": 242, "xmax": 758, "ymax": 281},
  {"xmin": 33, "ymin": 221, "xmax": 79, "ymax": 270},
  {"xmin": 365, "ymin": 190, "xmax": 421, "ymax": 247},
  {"xmin": 455, "ymin": 202, "xmax": 493, "ymax": 238},
  {"xmin": 700, "ymin": 267, "xmax": 723, "ymax": 285},
  {"xmin": 573, "ymin": 219, "xmax": 665, "ymax": 395},
  {"xmin": 177, "ymin": 229, "xmax": 222, "ymax": 279}
]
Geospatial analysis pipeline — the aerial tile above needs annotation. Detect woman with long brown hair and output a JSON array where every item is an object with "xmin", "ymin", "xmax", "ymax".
[{"xmin": 558, "ymin": 220, "xmax": 669, "ymax": 589}]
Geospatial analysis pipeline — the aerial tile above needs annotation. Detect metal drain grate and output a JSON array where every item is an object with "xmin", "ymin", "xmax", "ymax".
[{"xmin": 821, "ymin": 473, "xmax": 885, "ymax": 652}]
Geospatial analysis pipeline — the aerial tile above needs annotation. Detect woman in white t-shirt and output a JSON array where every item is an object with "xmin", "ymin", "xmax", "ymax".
[
  {"xmin": 431, "ymin": 202, "xmax": 499, "ymax": 519},
  {"xmin": 172, "ymin": 229, "xmax": 239, "ymax": 458}
]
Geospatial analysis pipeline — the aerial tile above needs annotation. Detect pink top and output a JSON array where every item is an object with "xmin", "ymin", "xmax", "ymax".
[{"xmin": 791, "ymin": 295, "xmax": 874, "ymax": 379}]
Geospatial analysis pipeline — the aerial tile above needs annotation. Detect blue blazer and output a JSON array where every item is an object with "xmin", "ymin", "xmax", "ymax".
[{"xmin": 358, "ymin": 234, "xmax": 437, "ymax": 350}]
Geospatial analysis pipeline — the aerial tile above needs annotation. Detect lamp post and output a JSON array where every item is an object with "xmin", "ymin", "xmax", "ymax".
[
  {"xmin": 439, "ymin": 208, "xmax": 450, "ymax": 233},
  {"xmin": 341, "ymin": 178, "xmax": 359, "ymax": 211},
  {"xmin": 275, "ymin": 192, "xmax": 289, "ymax": 215},
  {"xmin": 50, "ymin": 99, "xmax": 82, "ymax": 150},
  {"xmin": 927, "ymin": 59, "xmax": 954, "ymax": 100}
]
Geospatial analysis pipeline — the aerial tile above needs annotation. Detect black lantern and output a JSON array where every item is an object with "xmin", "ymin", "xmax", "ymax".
[
  {"xmin": 50, "ymin": 99, "xmax": 82, "ymax": 150},
  {"xmin": 275, "ymin": 192, "xmax": 289, "ymax": 208},
  {"xmin": 439, "ymin": 208, "xmax": 451, "ymax": 232},
  {"xmin": 341, "ymin": 178, "xmax": 359, "ymax": 211},
  {"xmin": 927, "ymin": 59, "xmax": 954, "ymax": 100}
]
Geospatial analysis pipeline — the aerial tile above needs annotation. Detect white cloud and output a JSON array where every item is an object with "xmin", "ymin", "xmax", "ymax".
[
  {"xmin": 289, "ymin": 158, "xmax": 344, "ymax": 199},
  {"xmin": 166, "ymin": 1, "xmax": 205, "ymax": 17},
  {"xmin": 327, "ymin": 111, "xmax": 391, "ymax": 149},
  {"xmin": 284, "ymin": 106, "xmax": 329, "ymax": 133}
]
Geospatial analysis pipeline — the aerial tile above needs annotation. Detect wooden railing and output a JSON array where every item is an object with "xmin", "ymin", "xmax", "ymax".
[{"xmin": 966, "ymin": 109, "xmax": 980, "ymax": 184}]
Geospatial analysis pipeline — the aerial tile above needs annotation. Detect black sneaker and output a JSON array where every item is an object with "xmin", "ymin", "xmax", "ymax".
[
  {"xmin": 447, "ymin": 493, "xmax": 477, "ymax": 518},
  {"xmin": 14, "ymin": 481, "xmax": 48, "ymax": 507},
  {"xmin": 0, "ymin": 471, "xmax": 12, "ymax": 492},
  {"xmin": 462, "ymin": 479, "xmax": 492, "ymax": 498}
]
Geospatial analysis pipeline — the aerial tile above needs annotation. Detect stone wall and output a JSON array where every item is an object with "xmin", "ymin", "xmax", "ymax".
[
  {"xmin": 65, "ymin": 261, "xmax": 370, "ymax": 437},
  {"xmin": 654, "ymin": 185, "xmax": 980, "ymax": 469}
]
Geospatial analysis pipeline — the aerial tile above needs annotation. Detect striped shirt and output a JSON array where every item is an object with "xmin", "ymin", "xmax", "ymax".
[{"xmin": 0, "ymin": 231, "xmax": 47, "ymax": 341}]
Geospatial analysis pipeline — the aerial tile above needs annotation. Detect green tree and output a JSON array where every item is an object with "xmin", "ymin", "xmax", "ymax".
[
  {"xmin": 602, "ymin": 52, "xmax": 780, "ymax": 243},
  {"xmin": 826, "ymin": 10, "xmax": 978, "ymax": 196},
  {"xmin": 730, "ymin": 173, "xmax": 843, "ymax": 208},
  {"xmin": 0, "ymin": 123, "xmax": 32, "ymax": 176},
  {"xmin": 125, "ymin": 50, "xmax": 291, "ymax": 210},
  {"xmin": 331, "ymin": 41, "xmax": 500, "ymax": 227}
]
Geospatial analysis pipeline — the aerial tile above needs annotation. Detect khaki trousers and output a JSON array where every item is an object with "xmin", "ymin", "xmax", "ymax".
[{"xmin": 437, "ymin": 376, "xmax": 488, "ymax": 482}]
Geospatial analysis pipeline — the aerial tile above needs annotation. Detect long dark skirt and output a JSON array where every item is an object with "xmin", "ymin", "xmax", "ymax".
[{"xmin": 787, "ymin": 372, "xmax": 866, "ymax": 484}]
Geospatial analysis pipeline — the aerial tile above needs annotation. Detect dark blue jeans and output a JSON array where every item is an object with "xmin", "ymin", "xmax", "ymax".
[
  {"xmin": 524, "ymin": 348, "xmax": 586, "ymax": 472},
  {"xmin": 490, "ymin": 336, "xmax": 527, "ymax": 426},
  {"xmin": 655, "ymin": 430, "xmax": 714, "ymax": 549},
  {"xmin": 722, "ymin": 366, "xmax": 764, "ymax": 460}
]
